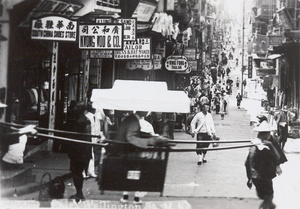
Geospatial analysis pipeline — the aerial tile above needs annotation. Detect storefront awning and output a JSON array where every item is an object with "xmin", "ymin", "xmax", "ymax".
[
  {"xmin": 256, "ymin": 68, "xmax": 276, "ymax": 77},
  {"xmin": 252, "ymin": 54, "xmax": 262, "ymax": 59},
  {"xmin": 267, "ymin": 54, "xmax": 283, "ymax": 60}
]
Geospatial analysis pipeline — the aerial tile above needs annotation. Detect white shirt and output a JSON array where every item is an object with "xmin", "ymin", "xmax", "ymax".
[
  {"xmin": 3, "ymin": 135, "xmax": 27, "ymax": 164},
  {"xmin": 190, "ymin": 112, "xmax": 216, "ymax": 136}
]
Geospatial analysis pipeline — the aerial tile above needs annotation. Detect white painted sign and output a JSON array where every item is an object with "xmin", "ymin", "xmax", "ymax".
[
  {"xmin": 79, "ymin": 24, "xmax": 123, "ymax": 49},
  {"xmin": 114, "ymin": 38, "xmax": 151, "ymax": 60},
  {"xmin": 31, "ymin": 16, "xmax": 77, "ymax": 41},
  {"xmin": 132, "ymin": 1, "xmax": 156, "ymax": 22},
  {"xmin": 115, "ymin": 18, "xmax": 136, "ymax": 41},
  {"xmin": 127, "ymin": 170, "xmax": 141, "ymax": 180},
  {"xmin": 95, "ymin": 18, "xmax": 112, "ymax": 23}
]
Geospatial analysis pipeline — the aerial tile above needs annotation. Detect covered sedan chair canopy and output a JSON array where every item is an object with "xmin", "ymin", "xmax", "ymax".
[{"xmin": 90, "ymin": 80, "xmax": 190, "ymax": 113}]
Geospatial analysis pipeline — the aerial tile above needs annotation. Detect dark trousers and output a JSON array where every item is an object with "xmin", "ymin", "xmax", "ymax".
[
  {"xmin": 168, "ymin": 121, "xmax": 175, "ymax": 139},
  {"xmin": 252, "ymin": 178, "xmax": 274, "ymax": 200},
  {"xmin": 216, "ymin": 105, "xmax": 220, "ymax": 114},
  {"xmin": 70, "ymin": 158, "xmax": 90, "ymax": 196},
  {"xmin": 196, "ymin": 133, "xmax": 212, "ymax": 155},
  {"xmin": 278, "ymin": 124, "xmax": 288, "ymax": 143}
]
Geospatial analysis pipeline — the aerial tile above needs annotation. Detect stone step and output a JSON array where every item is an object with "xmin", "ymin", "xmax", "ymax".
[{"xmin": 1, "ymin": 167, "xmax": 36, "ymax": 188}]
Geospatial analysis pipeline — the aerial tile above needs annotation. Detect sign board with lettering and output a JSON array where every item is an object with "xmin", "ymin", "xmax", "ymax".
[
  {"xmin": 175, "ymin": 64, "xmax": 192, "ymax": 74},
  {"xmin": 114, "ymin": 38, "xmax": 151, "ymax": 60},
  {"xmin": 79, "ymin": 24, "xmax": 123, "ymax": 49},
  {"xmin": 94, "ymin": 0, "xmax": 121, "ymax": 13},
  {"xmin": 153, "ymin": 54, "xmax": 162, "ymax": 70},
  {"xmin": 127, "ymin": 170, "xmax": 141, "ymax": 180},
  {"xmin": 165, "ymin": 56, "xmax": 188, "ymax": 71},
  {"xmin": 188, "ymin": 60, "xmax": 198, "ymax": 71},
  {"xmin": 126, "ymin": 60, "xmax": 153, "ymax": 70},
  {"xmin": 132, "ymin": 1, "xmax": 157, "ymax": 22},
  {"xmin": 248, "ymin": 56, "xmax": 253, "ymax": 78},
  {"xmin": 268, "ymin": 35, "xmax": 283, "ymax": 46},
  {"xmin": 31, "ymin": 16, "xmax": 77, "ymax": 41},
  {"xmin": 114, "ymin": 18, "xmax": 136, "ymax": 41},
  {"xmin": 96, "ymin": 18, "xmax": 112, "ymax": 23},
  {"xmin": 183, "ymin": 47, "xmax": 196, "ymax": 60},
  {"xmin": 90, "ymin": 50, "xmax": 113, "ymax": 58}
]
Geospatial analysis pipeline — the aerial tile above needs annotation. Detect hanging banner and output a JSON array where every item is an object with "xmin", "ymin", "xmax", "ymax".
[
  {"xmin": 31, "ymin": 16, "xmax": 77, "ymax": 41},
  {"xmin": 165, "ymin": 56, "xmax": 188, "ymax": 71},
  {"xmin": 114, "ymin": 18, "xmax": 136, "ymax": 41},
  {"xmin": 114, "ymin": 38, "xmax": 151, "ymax": 60},
  {"xmin": 79, "ymin": 24, "xmax": 123, "ymax": 49}
]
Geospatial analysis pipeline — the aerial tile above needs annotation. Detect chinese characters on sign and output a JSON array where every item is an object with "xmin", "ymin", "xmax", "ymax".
[
  {"xmin": 126, "ymin": 60, "xmax": 153, "ymax": 70},
  {"xmin": 153, "ymin": 54, "xmax": 162, "ymax": 70},
  {"xmin": 79, "ymin": 24, "xmax": 123, "ymax": 49},
  {"xmin": 48, "ymin": 42, "xmax": 58, "ymax": 130},
  {"xmin": 114, "ymin": 38, "xmax": 151, "ymax": 59},
  {"xmin": 115, "ymin": 18, "xmax": 136, "ymax": 41},
  {"xmin": 90, "ymin": 50, "xmax": 113, "ymax": 58},
  {"xmin": 248, "ymin": 56, "xmax": 253, "ymax": 79},
  {"xmin": 31, "ymin": 16, "xmax": 77, "ymax": 41}
]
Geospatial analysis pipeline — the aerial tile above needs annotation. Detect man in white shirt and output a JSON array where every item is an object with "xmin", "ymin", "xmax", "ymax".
[{"xmin": 190, "ymin": 103, "xmax": 216, "ymax": 165}]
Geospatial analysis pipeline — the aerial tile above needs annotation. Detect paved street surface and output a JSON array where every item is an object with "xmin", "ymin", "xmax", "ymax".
[{"xmin": 1, "ymin": 74, "xmax": 300, "ymax": 208}]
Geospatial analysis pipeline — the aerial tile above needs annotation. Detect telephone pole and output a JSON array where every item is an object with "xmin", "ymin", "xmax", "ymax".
[{"xmin": 241, "ymin": 0, "xmax": 245, "ymax": 97}]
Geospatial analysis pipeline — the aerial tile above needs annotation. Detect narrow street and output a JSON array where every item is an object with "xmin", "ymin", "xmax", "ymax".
[{"xmin": 7, "ymin": 87, "xmax": 300, "ymax": 208}]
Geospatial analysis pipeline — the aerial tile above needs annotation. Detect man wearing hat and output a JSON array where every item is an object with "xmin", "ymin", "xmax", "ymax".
[
  {"xmin": 276, "ymin": 106, "xmax": 289, "ymax": 150},
  {"xmin": 245, "ymin": 121, "xmax": 285, "ymax": 209}
]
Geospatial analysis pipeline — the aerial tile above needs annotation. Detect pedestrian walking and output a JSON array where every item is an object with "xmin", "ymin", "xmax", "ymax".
[
  {"xmin": 190, "ymin": 103, "xmax": 216, "ymax": 165},
  {"xmin": 83, "ymin": 102, "xmax": 104, "ymax": 178},
  {"xmin": 276, "ymin": 106, "xmax": 289, "ymax": 150},
  {"xmin": 245, "ymin": 121, "xmax": 285, "ymax": 209},
  {"xmin": 236, "ymin": 77, "xmax": 240, "ymax": 89},
  {"xmin": 236, "ymin": 93, "xmax": 242, "ymax": 109},
  {"xmin": 68, "ymin": 101, "xmax": 92, "ymax": 202},
  {"xmin": 213, "ymin": 92, "xmax": 220, "ymax": 114}
]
